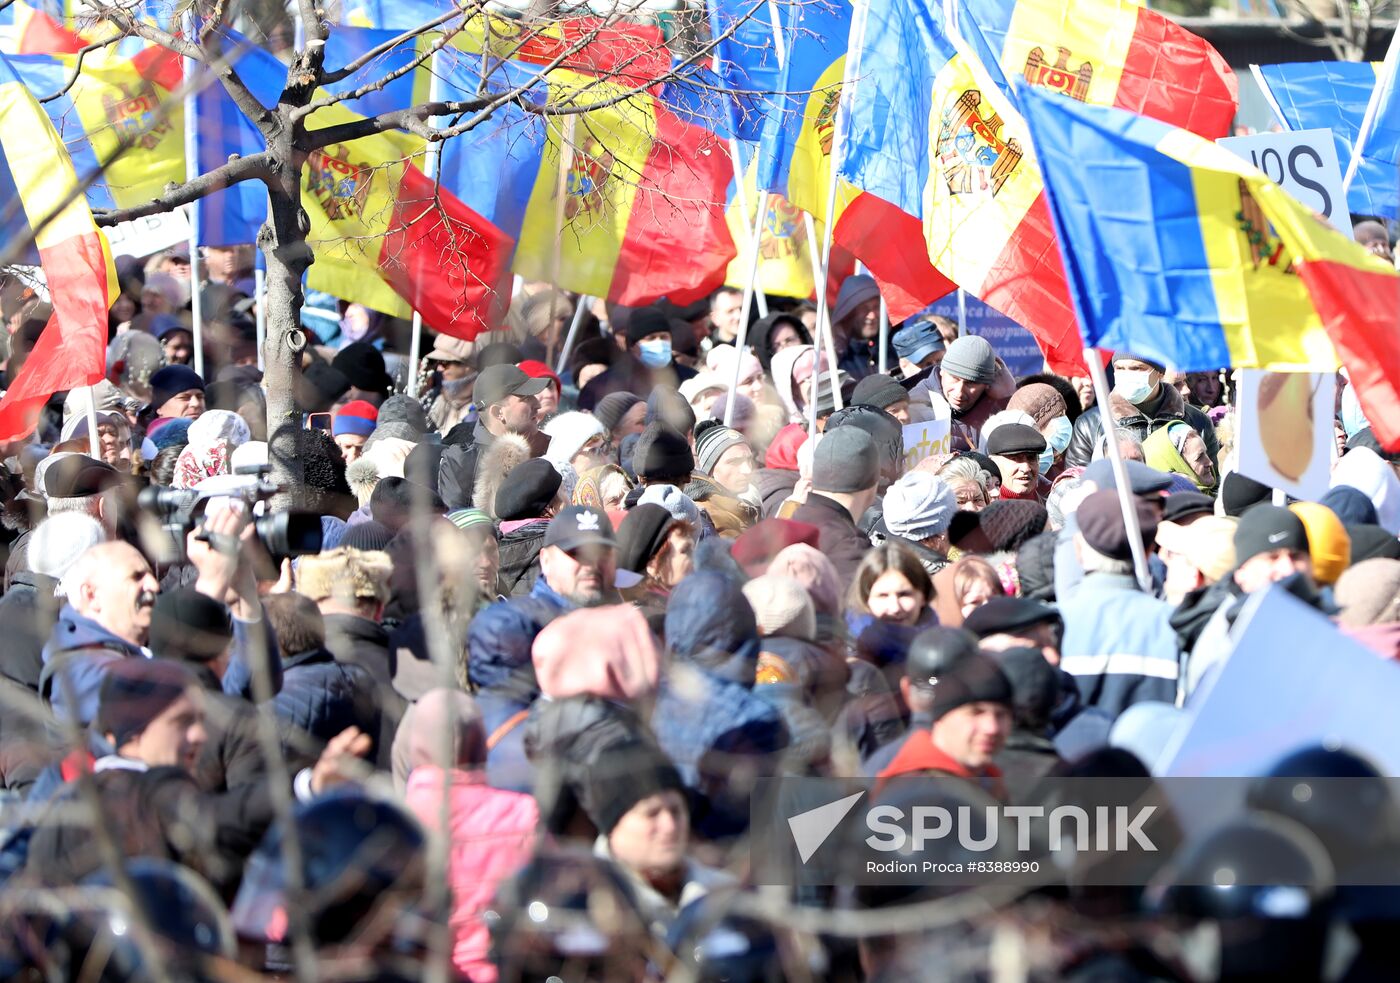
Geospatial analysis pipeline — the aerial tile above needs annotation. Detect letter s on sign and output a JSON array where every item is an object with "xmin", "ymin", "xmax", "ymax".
[{"xmin": 866, "ymin": 805, "xmax": 905, "ymax": 852}]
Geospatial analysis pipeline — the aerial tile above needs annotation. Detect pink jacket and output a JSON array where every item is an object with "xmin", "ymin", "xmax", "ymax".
[{"xmin": 404, "ymin": 766, "xmax": 539, "ymax": 982}]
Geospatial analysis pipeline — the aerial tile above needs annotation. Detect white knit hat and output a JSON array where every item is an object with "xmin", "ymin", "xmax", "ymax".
[
  {"xmin": 883, "ymin": 471, "xmax": 957, "ymax": 542},
  {"xmin": 543, "ymin": 411, "xmax": 605, "ymax": 469}
]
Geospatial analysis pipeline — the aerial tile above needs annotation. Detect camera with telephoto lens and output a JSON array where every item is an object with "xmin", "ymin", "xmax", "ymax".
[{"xmin": 136, "ymin": 465, "xmax": 322, "ymax": 564}]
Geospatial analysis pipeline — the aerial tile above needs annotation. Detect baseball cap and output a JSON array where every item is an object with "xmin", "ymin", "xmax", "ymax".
[
  {"xmin": 543, "ymin": 505, "xmax": 617, "ymax": 553},
  {"xmin": 474, "ymin": 364, "xmax": 549, "ymax": 409}
]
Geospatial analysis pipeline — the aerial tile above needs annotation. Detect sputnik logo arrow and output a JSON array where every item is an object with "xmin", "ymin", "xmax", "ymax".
[{"xmin": 787, "ymin": 790, "xmax": 865, "ymax": 864}]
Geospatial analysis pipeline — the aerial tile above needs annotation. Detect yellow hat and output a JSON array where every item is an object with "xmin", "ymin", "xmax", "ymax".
[{"xmin": 1289, "ymin": 502, "xmax": 1352, "ymax": 586}]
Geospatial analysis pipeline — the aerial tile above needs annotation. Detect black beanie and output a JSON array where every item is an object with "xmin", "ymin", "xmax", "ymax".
[
  {"xmin": 148, "ymin": 588, "xmax": 233, "ymax": 663},
  {"xmin": 494, "ymin": 458, "xmax": 563, "ymax": 521},
  {"xmin": 616, "ymin": 504, "xmax": 675, "ymax": 574},
  {"xmin": 1219, "ymin": 471, "xmax": 1274, "ymax": 517},
  {"xmin": 98, "ymin": 658, "xmax": 197, "ymax": 748},
  {"xmin": 584, "ymin": 740, "xmax": 687, "ymax": 835},
  {"xmin": 930, "ymin": 654, "xmax": 1014, "ymax": 721},
  {"xmin": 633, "ymin": 422, "xmax": 694, "ymax": 483},
  {"xmin": 625, "ymin": 307, "xmax": 672, "ymax": 347},
  {"xmin": 340, "ymin": 520, "xmax": 395, "ymax": 552}
]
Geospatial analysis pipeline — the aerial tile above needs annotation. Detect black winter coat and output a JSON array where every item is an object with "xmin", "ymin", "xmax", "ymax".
[
  {"xmin": 790, "ymin": 493, "xmax": 873, "ymax": 587},
  {"xmin": 497, "ymin": 521, "xmax": 547, "ymax": 597},
  {"xmin": 323, "ymin": 614, "xmax": 406, "ymax": 769},
  {"xmin": 0, "ymin": 572, "xmax": 59, "ymax": 796},
  {"xmin": 24, "ymin": 764, "xmax": 275, "ymax": 898},
  {"xmin": 188, "ymin": 665, "xmax": 266, "ymax": 793}
]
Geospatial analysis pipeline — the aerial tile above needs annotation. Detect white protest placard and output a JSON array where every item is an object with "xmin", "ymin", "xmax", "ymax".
[
  {"xmin": 1234, "ymin": 369, "xmax": 1334, "ymax": 501},
  {"xmin": 104, "ymin": 208, "xmax": 192, "ymax": 258},
  {"xmin": 1219, "ymin": 129, "xmax": 1354, "ymax": 240},
  {"xmin": 902, "ymin": 417, "xmax": 951, "ymax": 470}
]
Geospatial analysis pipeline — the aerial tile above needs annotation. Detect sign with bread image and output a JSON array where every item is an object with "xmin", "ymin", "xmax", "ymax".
[{"xmin": 1235, "ymin": 369, "xmax": 1335, "ymax": 501}]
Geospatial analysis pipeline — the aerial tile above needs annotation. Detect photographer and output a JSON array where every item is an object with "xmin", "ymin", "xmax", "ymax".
[{"xmin": 40, "ymin": 503, "xmax": 281, "ymax": 732}]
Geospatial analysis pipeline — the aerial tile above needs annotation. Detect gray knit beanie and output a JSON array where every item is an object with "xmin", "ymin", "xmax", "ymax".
[{"xmin": 941, "ymin": 336, "xmax": 997, "ymax": 385}]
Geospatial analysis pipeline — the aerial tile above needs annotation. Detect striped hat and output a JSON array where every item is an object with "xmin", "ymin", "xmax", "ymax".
[
  {"xmin": 693, "ymin": 419, "xmax": 747, "ymax": 475},
  {"xmin": 333, "ymin": 400, "xmax": 379, "ymax": 438},
  {"xmin": 447, "ymin": 508, "xmax": 496, "ymax": 537}
]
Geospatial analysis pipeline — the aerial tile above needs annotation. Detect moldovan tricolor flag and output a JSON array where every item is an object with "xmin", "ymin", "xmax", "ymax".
[
  {"xmin": 0, "ymin": 53, "xmax": 117, "ymax": 440},
  {"xmin": 1020, "ymin": 88, "xmax": 1400, "ymax": 450},
  {"xmin": 0, "ymin": 0, "xmax": 83, "ymax": 54}
]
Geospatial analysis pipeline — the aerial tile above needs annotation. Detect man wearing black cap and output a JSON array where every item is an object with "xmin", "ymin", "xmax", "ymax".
[
  {"xmin": 1065, "ymin": 353, "xmax": 1218, "ymax": 469},
  {"xmin": 1179, "ymin": 503, "xmax": 1324, "ymax": 699},
  {"xmin": 41, "ymin": 454, "xmax": 122, "ymax": 528},
  {"xmin": 986, "ymin": 423, "xmax": 1047, "ymax": 502},
  {"xmin": 1058, "ymin": 489, "xmax": 1179, "ymax": 717},
  {"xmin": 438, "ymin": 363, "xmax": 550, "ymax": 510},
  {"xmin": 582, "ymin": 307, "xmax": 697, "ymax": 406},
  {"xmin": 876, "ymin": 654, "xmax": 1014, "ymax": 794}
]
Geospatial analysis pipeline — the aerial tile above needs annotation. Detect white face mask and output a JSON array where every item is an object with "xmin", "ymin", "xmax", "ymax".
[{"xmin": 1114, "ymin": 369, "xmax": 1155, "ymax": 405}]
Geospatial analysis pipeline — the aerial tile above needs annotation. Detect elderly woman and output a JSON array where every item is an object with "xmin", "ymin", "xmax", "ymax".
[
  {"xmin": 1144, "ymin": 421, "xmax": 1216, "ymax": 492},
  {"xmin": 396, "ymin": 689, "xmax": 539, "ymax": 983},
  {"xmin": 572, "ymin": 462, "xmax": 634, "ymax": 512},
  {"xmin": 937, "ymin": 455, "xmax": 994, "ymax": 512}
]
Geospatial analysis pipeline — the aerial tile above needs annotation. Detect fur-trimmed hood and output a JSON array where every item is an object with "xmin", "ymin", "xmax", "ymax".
[{"xmin": 474, "ymin": 433, "xmax": 533, "ymax": 519}]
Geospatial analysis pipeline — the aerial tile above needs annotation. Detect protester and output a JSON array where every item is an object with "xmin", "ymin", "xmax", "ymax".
[
  {"xmin": 790, "ymin": 428, "xmax": 879, "ymax": 585},
  {"xmin": 1065, "ymin": 353, "xmax": 1218, "ymax": 468}
]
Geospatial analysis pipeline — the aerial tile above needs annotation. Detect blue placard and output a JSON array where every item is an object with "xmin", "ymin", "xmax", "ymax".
[{"xmin": 924, "ymin": 292, "xmax": 1045, "ymax": 381}]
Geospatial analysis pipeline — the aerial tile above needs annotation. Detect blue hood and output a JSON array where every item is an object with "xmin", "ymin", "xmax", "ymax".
[
  {"xmin": 43, "ymin": 605, "xmax": 145, "ymax": 665},
  {"xmin": 664, "ymin": 571, "xmax": 760, "ymax": 685}
]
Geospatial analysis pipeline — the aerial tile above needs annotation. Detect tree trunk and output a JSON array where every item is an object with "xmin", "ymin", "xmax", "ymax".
[{"xmin": 259, "ymin": 151, "xmax": 314, "ymax": 506}]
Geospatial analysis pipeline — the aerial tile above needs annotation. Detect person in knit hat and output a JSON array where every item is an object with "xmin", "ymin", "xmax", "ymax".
[
  {"xmin": 332, "ymin": 399, "xmax": 378, "ymax": 464},
  {"xmin": 1058, "ymin": 489, "xmax": 1178, "ymax": 718},
  {"xmin": 616, "ymin": 504, "xmax": 695, "ymax": 625},
  {"xmin": 147, "ymin": 364, "xmax": 206, "ymax": 420},
  {"xmin": 881, "ymin": 471, "xmax": 957, "ymax": 576},
  {"xmin": 692, "ymin": 420, "xmax": 754, "ymax": 496},
  {"xmin": 877, "ymin": 654, "xmax": 1013, "ymax": 790},
  {"xmin": 978, "ymin": 499, "xmax": 1048, "ymax": 554},
  {"xmin": 936, "ymin": 336, "xmax": 1008, "ymax": 452},
  {"xmin": 1289, "ymin": 501, "xmax": 1351, "ymax": 587},
  {"xmin": 790, "ymin": 428, "xmax": 879, "ymax": 586},
  {"xmin": 543, "ymin": 411, "xmax": 607, "ymax": 475},
  {"xmin": 593, "ymin": 391, "xmax": 646, "ymax": 445},
  {"xmin": 1008, "ymin": 382, "xmax": 1072, "ymax": 477},
  {"xmin": 636, "ymin": 482, "xmax": 704, "ymax": 531},
  {"xmin": 585, "ymin": 739, "xmax": 733, "ymax": 938},
  {"xmin": 632, "ymin": 422, "xmax": 694, "ymax": 487},
  {"xmin": 851, "ymin": 373, "xmax": 912, "ymax": 424}
]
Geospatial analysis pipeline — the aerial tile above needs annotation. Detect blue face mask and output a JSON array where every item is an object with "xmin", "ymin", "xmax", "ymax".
[
  {"xmin": 1341, "ymin": 384, "xmax": 1369, "ymax": 439},
  {"xmin": 638, "ymin": 338, "xmax": 672, "ymax": 368},
  {"xmin": 1114, "ymin": 369, "xmax": 1155, "ymax": 405},
  {"xmin": 1039, "ymin": 415, "xmax": 1073, "ymax": 471}
]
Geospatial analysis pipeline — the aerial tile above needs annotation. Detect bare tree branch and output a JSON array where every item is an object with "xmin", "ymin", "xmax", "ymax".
[
  {"xmin": 318, "ymin": 4, "xmax": 475, "ymax": 84},
  {"xmin": 301, "ymin": 96, "xmax": 498, "ymax": 146},
  {"xmin": 38, "ymin": 36, "xmax": 121, "ymax": 103},
  {"xmin": 91, "ymin": 151, "xmax": 275, "ymax": 226}
]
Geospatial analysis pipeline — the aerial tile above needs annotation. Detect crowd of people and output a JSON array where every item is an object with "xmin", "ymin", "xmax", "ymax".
[{"xmin": 0, "ymin": 243, "xmax": 1398, "ymax": 981}]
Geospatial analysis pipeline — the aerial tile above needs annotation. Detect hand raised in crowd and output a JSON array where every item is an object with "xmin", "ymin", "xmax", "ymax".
[{"xmin": 310, "ymin": 726, "xmax": 374, "ymax": 795}]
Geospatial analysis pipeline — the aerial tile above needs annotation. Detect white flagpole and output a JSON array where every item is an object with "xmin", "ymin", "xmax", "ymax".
[
  {"xmin": 724, "ymin": 187, "xmax": 768, "ymax": 426},
  {"xmin": 407, "ymin": 57, "xmax": 445, "ymax": 397},
  {"xmin": 254, "ymin": 265, "xmax": 266, "ymax": 372},
  {"xmin": 877, "ymin": 294, "xmax": 889, "ymax": 374},
  {"xmin": 1085, "ymin": 351, "xmax": 1152, "ymax": 594},
  {"xmin": 554, "ymin": 295, "xmax": 589, "ymax": 376},
  {"xmin": 85, "ymin": 387, "xmax": 100, "ymax": 459},
  {"xmin": 808, "ymin": 0, "xmax": 871, "ymax": 418},
  {"xmin": 182, "ymin": 11, "xmax": 203, "ymax": 379},
  {"xmin": 1248, "ymin": 65, "xmax": 1292, "ymax": 132},
  {"xmin": 1342, "ymin": 27, "xmax": 1400, "ymax": 196}
]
